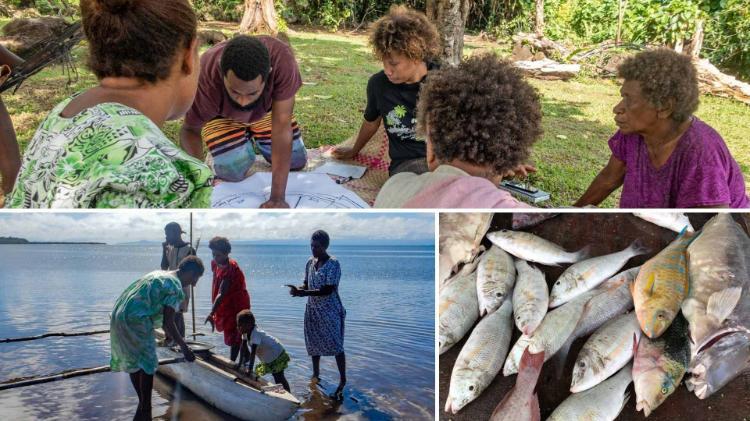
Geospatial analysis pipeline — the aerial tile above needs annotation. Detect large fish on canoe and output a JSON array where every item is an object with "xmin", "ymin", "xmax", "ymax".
[
  {"xmin": 439, "ymin": 213, "xmax": 492, "ymax": 288},
  {"xmin": 477, "ymin": 246, "xmax": 516, "ymax": 316},
  {"xmin": 439, "ymin": 259, "xmax": 480, "ymax": 354},
  {"xmin": 489, "ymin": 348, "xmax": 544, "ymax": 421},
  {"xmin": 684, "ymin": 213, "xmax": 750, "ymax": 399},
  {"xmin": 548, "ymin": 364, "xmax": 632, "ymax": 421},
  {"xmin": 445, "ymin": 298, "xmax": 514, "ymax": 414},
  {"xmin": 512, "ymin": 259, "xmax": 548, "ymax": 336},
  {"xmin": 633, "ymin": 229, "xmax": 696, "ymax": 338},
  {"xmin": 487, "ymin": 230, "xmax": 589, "ymax": 266},
  {"xmin": 570, "ymin": 312, "xmax": 641, "ymax": 393},
  {"xmin": 550, "ymin": 240, "xmax": 648, "ymax": 307},
  {"xmin": 632, "ymin": 313, "xmax": 690, "ymax": 417}
]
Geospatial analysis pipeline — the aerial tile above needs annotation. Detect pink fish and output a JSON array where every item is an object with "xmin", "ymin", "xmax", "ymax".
[{"xmin": 489, "ymin": 348, "xmax": 544, "ymax": 421}]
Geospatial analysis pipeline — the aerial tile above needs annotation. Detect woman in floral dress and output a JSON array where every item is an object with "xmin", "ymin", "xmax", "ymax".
[
  {"xmin": 5, "ymin": 0, "xmax": 212, "ymax": 208},
  {"xmin": 288, "ymin": 230, "xmax": 347, "ymax": 400},
  {"xmin": 110, "ymin": 256, "xmax": 204, "ymax": 421}
]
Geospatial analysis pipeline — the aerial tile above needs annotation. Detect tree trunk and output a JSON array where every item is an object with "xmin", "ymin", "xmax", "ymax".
[
  {"xmin": 239, "ymin": 0, "xmax": 278, "ymax": 35},
  {"xmin": 683, "ymin": 19, "xmax": 704, "ymax": 58},
  {"xmin": 534, "ymin": 0, "xmax": 544, "ymax": 38},
  {"xmin": 616, "ymin": 0, "xmax": 626, "ymax": 45},
  {"xmin": 426, "ymin": 0, "xmax": 471, "ymax": 66}
]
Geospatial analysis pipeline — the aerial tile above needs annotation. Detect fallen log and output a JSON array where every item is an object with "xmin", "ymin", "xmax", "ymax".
[{"xmin": 513, "ymin": 58, "xmax": 580, "ymax": 81}]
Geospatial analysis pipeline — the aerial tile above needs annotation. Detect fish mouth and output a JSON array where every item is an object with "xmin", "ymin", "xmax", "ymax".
[{"xmin": 636, "ymin": 400, "xmax": 653, "ymax": 417}]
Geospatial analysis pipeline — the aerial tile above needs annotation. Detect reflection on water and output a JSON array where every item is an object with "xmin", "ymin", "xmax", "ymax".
[{"xmin": 0, "ymin": 244, "xmax": 434, "ymax": 420}]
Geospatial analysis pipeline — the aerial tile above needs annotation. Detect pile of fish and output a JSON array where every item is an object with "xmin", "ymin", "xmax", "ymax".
[{"xmin": 439, "ymin": 212, "xmax": 750, "ymax": 420}]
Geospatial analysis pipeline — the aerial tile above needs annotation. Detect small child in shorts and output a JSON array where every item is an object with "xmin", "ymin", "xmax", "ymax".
[{"xmin": 236, "ymin": 309, "xmax": 291, "ymax": 392}]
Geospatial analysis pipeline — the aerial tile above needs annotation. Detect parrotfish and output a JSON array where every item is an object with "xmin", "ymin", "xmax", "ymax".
[{"xmin": 632, "ymin": 228, "xmax": 696, "ymax": 338}]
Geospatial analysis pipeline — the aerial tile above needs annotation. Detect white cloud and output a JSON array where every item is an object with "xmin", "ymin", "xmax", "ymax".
[{"xmin": 0, "ymin": 211, "xmax": 434, "ymax": 243}]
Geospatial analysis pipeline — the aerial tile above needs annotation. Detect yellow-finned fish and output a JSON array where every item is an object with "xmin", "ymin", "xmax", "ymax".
[{"xmin": 632, "ymin": 228, "xmax": 696, "ymax": 339}]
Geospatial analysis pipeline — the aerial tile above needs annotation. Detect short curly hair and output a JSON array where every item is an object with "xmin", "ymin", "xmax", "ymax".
[
  {"xmin": 369, "ymin": 5, "xmax": 441, "ymax": 62},
  {"xmin": 220, "ymin": 35, "xmax": 271, "ymax": 82},
  {"xmin": 178, "ymin": 255, "xmax": 205, "ymax": 277},
  {"xmin": 417, "ymin": 53, "xmax": 542, "ymax": 175},
  {"xmin": 80, "ymin": 0, "xmax": 197, "ymax": 83},
  {"xmin": 209, "ymin": 236, "xmax": 232, "ymax": 254},
  {"xmin": 617, "ymin": 49, "xmax": 699, "ymax": 123}
]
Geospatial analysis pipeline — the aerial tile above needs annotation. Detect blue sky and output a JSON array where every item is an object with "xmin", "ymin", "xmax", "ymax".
[{"xmin": 0, "ymin": 212, "xmax": 435, "ymax": 244}]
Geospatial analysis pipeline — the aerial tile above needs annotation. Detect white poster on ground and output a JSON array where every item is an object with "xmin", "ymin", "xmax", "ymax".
[{"xmin": 211, "ymin": 172, "xmax": 370, "ymax": 209}]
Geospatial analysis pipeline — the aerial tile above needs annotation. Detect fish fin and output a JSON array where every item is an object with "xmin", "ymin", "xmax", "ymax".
[
  {"xmin": 632, "ymin": 332, "xmax": 639, "ymax": 358},
  {"xmin": 553, "ymin": 337, "xmax": 574, "ymax": 380},
  {"xmin": 629, "ymin": 280, "xmax": 635, "ymax": 297},
  {"xmin": 628, "ymin": 238, "xmax": 651, "ymax": 257},
  {"xmin": 707, "ymin": 287, "xmax": 742, "ymax": 324},
  {"xmin": 621, "ymin": 391, "xmax": 631, "ymax": 414},
  {"xmin": 573, "ymin": 245, "xmax": 591, "ymax": 261}
]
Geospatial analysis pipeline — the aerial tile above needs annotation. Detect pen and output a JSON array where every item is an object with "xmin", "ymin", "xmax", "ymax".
[{"xmin": 336, "ymin": 176, "xmax": 353, "ymax": 184}]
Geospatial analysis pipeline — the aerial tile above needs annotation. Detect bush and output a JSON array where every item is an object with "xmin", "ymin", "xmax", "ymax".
[{"xmin": 703, "ymin": 0, "xmax": 750, "ymax": 80}]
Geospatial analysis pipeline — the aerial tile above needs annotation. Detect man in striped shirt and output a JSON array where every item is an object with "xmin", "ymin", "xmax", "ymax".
[{"xmin": 180, "ymin": 35, "xmax": 307, "ymax": 208}]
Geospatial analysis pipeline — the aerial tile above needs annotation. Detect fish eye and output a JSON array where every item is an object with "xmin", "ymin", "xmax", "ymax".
[
  {"xmin": 578, "ymin": 361, "xmax": 585, "ymax": 367},
  {"xmin": 661, "ymin": 387, "xmax": 668, "ymax": 394},
  {"xmin": 516, "ymin": 315, "xmax": 521, "ymax": 320},
  {"xmin": 496, "ymin": 292, "xmax": 503, "ymax": 297},
  {"xmin": 657, "ymin": 313, "xmax": 665, "ymax": 320},
  {"xmin": 468, "ymin": 385, "xmax": 474, "ymax": 391}
]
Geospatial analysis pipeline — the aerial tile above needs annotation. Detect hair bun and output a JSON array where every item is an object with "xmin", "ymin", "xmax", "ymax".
[{"xmin": 96, "ymin": 0, "xmax": 135, "ymax": 14}]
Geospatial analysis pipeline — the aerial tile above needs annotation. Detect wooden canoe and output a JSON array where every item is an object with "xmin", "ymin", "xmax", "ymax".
[{"xmin": 154, "ymin": 330, "xmax": 300, "ymax": 421}]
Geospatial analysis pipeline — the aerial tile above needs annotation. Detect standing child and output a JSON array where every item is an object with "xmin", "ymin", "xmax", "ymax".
[
  {"xmin": 205, "ymin": 236, "xmax": 251, "ymax": 361},
  {"xmin": 236, "ymin": 309, "xmax": 291, "ymax": 392}
]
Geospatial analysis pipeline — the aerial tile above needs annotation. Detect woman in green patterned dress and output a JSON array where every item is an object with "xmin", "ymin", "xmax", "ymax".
[
  {"xmin": 110, "ymin": 256, "xmax": 205, "ymax": 421},
  {"xmin": 5, "ymin": 0, "xmax": 212, "ymax": 208}
]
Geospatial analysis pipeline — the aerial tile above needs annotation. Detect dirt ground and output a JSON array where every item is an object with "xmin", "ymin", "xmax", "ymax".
[{"xmin": 439, "ymin": 213, "xmax": 750, "ymax": 421}]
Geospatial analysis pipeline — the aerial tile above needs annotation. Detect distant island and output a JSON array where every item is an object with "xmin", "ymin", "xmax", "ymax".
[{"xmin": 0, "ymin": 236, "xmax": 105, "ymax": 245}]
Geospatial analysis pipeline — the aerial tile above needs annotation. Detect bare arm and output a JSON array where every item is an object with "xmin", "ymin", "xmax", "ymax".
[
  {"xmin": 260, "ymin": 97, "xmax": 295, "ymax": 208},
  {"xmin": 179, "ymin": 124, "xmax": 205, "ymax": 160},
  {"xmin": 293, "ymin": 284, "xmax": 336, "ymax": 297},
  {"xmin": 160, "ymin": 242, "xmax": 169, "ymax": 270},
  {"xmin": 0, "ymin": 45, "xmax": 23, "ymax": 69},
  {"xmin": 163, "ymin": 305, "xmax": 195, "ymax": 361},
  {"xmin": 331, "ymin": 118, "xmax": 382, "ymax": 160},
  {"xmin": 0, "ymin": 97, "xmax": 19, "ymax": 195},
  {"xmin": 574, "ymin": 155, "xmax": 626, "ymax": 207}
]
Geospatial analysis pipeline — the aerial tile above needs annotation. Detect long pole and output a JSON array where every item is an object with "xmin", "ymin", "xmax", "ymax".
[
  {"xmin": 1, "ymin": 329, "xmax": 109, "ymax": 344},
  {"xmin": 190, "ymin": 212, "xmax": 197, "ymax": 339},
  {"xmin": 0, "ymin": 357, "xmax": 185, "ymax": 391}
]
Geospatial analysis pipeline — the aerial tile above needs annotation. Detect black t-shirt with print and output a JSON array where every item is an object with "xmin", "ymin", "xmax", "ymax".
[{"xmin": 363, "ymin": 62, "xmax": 438, "ymax": 171}]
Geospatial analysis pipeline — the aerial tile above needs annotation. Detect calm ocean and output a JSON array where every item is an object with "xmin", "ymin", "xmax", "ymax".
[{"xmin": 0, "ymin": 243, "xmax": 434, "ymax": 420}]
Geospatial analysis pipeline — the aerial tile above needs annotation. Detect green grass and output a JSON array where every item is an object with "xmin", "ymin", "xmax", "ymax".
[{"xmin": 4, "ymin": 23, "xmax": 750, "ymax": 207}]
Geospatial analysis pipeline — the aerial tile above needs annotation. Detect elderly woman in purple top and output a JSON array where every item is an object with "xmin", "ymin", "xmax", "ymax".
[
  {"xmin": 575, "ymin": 49, "xmax": 748, "ymax": 208},
  {"xmin": 287, "ymin": 230, "xmax": 347, "ymax": 400}
]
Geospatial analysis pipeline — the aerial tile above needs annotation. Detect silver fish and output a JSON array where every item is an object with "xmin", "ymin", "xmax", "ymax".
[
  {"xmin": 684, "ymin": 214, "xmax": 750, "ymax": 399},
  {"xmin": 439, "ymin": 259, "xmax": 480, "ymax": 355},
  {"xmin": 548, "ymin": 364, "xmax": 632, "ymax": 421},
  {"xmin": 477, "ymin": 246, "xmax": 516, "ymax": 316},
  {"xmin": 513, "ymin": 259, "xmax": 549, "ymax": 336},
  {"xmin": 439, "ymin": 213, "xmax": 492, "ymax": 287},
  {"xmin": 504, "ymin": 290, "xmax": 595, "ymax": 376},
  {"xmin": 553, "ymin": 267, "xmax": 639, "ymax": 376},
  {"xmin": 550, "ymin": 240, "xmax": 648, "ymax": 307},
  {"xmin": 487, "ymin": 229, "xmax": 589, "ymax": 266},
  {"xmin": 683, "ymin": 213, "xmax": 750, "ymax": 355},
  {"xmin": 570, "ymin": 312, "xmax": 641, "ymax": 393},
  {"xmin": 634, "ymin": 212, "xmax": 694, "ymax": 233},
  {"xmin": 445, "ymin": 298, "xmax": 514, "ymax": 414}
]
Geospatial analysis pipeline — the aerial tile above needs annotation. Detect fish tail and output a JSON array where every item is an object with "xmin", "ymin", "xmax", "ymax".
[
  {"xmin": 572, "ymin": 245, "xmax": 591, "ymax": 262},
  {"xmin": 628, "ymin": 238, "xmax": 651, "ymax": 258}
]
